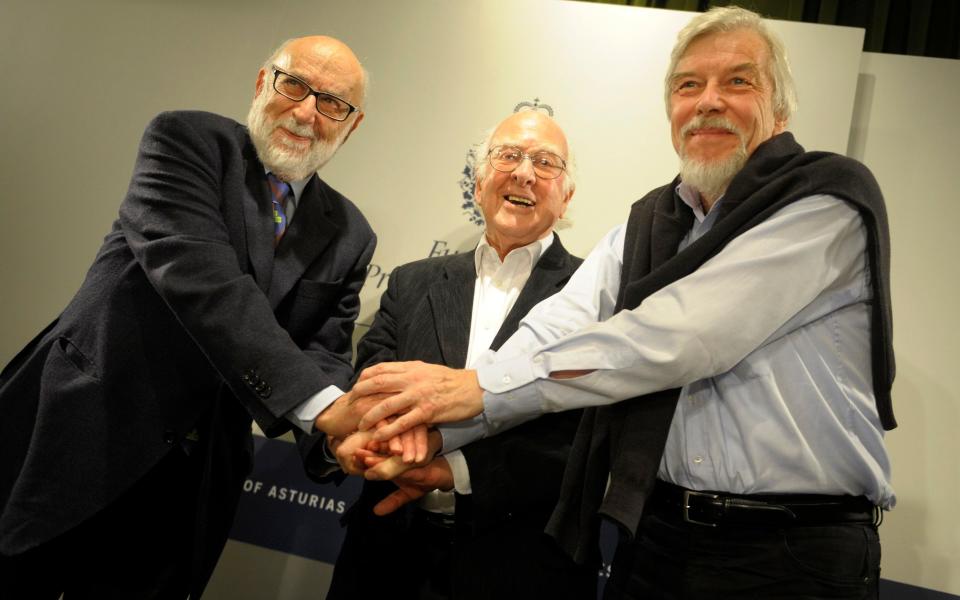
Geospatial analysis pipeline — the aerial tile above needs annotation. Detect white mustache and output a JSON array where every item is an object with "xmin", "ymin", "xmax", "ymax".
[
  {"xmin": 681, "ymin": 117, "xmax": 741, "ymax": 139},
  {"xmin": 275, "ymin": 119, "xmax": 316, "ymax": 140}
]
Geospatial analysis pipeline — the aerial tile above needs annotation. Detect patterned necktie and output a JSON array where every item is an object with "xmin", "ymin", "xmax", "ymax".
[{"xmin": 267, "ymin": 173, "xmax": 291, "ymax": 246}]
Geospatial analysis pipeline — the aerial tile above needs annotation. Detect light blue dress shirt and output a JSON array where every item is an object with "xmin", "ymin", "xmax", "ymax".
[{"xmin": 441, "ymin": 186, "xmax": 895, "ymax": 508}]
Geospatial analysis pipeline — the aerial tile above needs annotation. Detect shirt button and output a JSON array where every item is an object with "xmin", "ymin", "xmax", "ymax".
[
  {"xmin": 532, "ymin": 356, "xmax": 543, "ymax": 364},
  {"xmin": 502, "ymin": 375, "xmax": 511, "ymax": 384},
  {"xmin": 693, "ymin": 456, "xmax": 704, "ymax": 464}
]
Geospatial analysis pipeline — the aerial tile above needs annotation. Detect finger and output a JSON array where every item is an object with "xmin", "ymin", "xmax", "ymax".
[
  {"xmin": 400, "ymin": 429, "xmax": 416, "ymax": 463},
  {"xmin": 357, "ymin": 360, "xmax": 423, "ymax": 382},
  {"xmin": 351, "ymin": 372, "xmax": 408, "ymax": 398},
  {"xmin": 365, "ymin": 456, "xmax": 412, "ymax": 481},
  {"xmin": 358, "ymin": 394, "xmax": 418, "ymax": 431},
  {"xmin": 414, "ymin": 425, "xmax": 429, "ymax": 463},
  {"xmin": 373, "ymin": 485, "xmax": 426, "ymax": 516},
  {"xmin": 388, "ymin": 435, "xmax": 404, "ymax": 456},
  {"xmin": 371, "ymin": 408, "xmax": 429, "ymax": 441},
  {"xmin": 362, "ymin": 455, "xmax": 387, "ymax": 467}
]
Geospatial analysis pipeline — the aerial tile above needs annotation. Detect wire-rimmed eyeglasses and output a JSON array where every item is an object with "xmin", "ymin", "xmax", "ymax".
[{"xmin": 487, "ymin": 145, "xmax": 566, "ymax": 179}]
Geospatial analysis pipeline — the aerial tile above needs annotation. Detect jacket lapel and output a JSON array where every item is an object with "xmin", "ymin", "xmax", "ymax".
[
  {"xmin": 427, "ymin": 253, "xmax": 475, "ymax": 368},
  {"xmin": 242, "ymin": 161, "xmax": 276, "ymax": 293},
  {"xmin": 491, "ymin": 238, "xmax": 572, "ymax": 351},
  {"xmin": 268, "ymin": 176, "xmax": 338, "ymax": 308}
]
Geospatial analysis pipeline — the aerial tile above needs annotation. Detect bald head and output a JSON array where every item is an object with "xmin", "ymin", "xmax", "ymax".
[
  {"xmin": 268, "ymin": 35, "xmax": 368, "ymax": 109},
  {"xmin": 474, "ymin": 110, "xmax": 576, "ymax": 259},
  {"xmin": 476, "ymin": 111, "xmax": 575, "ymax": 195}
]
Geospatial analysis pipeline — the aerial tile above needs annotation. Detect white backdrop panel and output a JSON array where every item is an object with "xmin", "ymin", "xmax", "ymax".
[{"xmin": 0, "ymin": 0, "xmax": 864, "ymax": 361}]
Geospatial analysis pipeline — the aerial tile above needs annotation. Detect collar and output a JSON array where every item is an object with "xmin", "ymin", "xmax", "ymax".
[
  {"xmin": 473, "ymin": 231, "xmax": 555, "ymax": 276},
  {"xmin": 676, "ymin": 180, "xmax": 725, "ymax": 223}
]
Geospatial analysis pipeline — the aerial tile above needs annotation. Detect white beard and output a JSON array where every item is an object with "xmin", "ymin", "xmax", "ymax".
[
  {"xmin": 678, "ymin": 117, "xmax": 748, "ymax": 203},
  {"xmin": 246, "ymin": 92, "xmax": 352, "ymax": 181}
]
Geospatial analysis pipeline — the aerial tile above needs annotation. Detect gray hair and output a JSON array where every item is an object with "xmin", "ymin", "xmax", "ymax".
[
  {"xmin": 263, "ymin": 38, "xmax": 370, "ymax": 109},
  {"xmin": 473, "ymin": 115, "xmax": 577, "ymax": 196},
  {"xmin": 664, "ymin": 6, "xmax": 797, "ymax": 123}
]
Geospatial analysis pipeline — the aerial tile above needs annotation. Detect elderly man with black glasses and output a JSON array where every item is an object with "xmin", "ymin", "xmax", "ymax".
[
  {"xmin": 305, "ymin": 110, "xmax": 598, "ymax": 600},
  {"xmin": 0, "ymin": 36, "xmax": 377, "ymax": 599}
]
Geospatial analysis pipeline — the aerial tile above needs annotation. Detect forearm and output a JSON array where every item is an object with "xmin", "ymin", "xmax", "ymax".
[{"xmin": 478, "ymin": 196, "xmax": 868, "ymax": 430}]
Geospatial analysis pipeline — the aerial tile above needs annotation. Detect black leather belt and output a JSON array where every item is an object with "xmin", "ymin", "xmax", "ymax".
[
  {"xmin": 413, "ymin": 508, "xmax": 457, "ymax": 529},
  {"xmin": 650, "ymin": 480, "xmax": 878, "ymax": 528}
]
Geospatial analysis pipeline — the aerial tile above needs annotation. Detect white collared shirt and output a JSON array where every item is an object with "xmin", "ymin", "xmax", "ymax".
[{"xmin": 420, "ymin": 232, "xmax": 554, "ymax": 513}]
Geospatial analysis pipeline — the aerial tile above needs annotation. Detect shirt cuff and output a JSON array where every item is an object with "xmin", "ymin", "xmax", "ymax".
[
  {"xmin": 286, "ymin": 385, "xmax": 345, "ymax": 433},
  {"xmin": 477, "ymin": 353, "xmax": 541, "ymax": 393},
  {"xmin": 438, "ymin": 416, "xmax": 487, "ymax": 453},
  {"xmin": 320, "ymin": 437, "xmax": 340, "ymax": 465},
  {"xmin": 444, "ymin": 450, "xmax": 472, "ymax": 495}
]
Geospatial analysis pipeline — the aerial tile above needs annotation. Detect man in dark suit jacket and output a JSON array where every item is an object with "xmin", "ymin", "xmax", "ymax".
[
  {"xmin": 0, "ymin": 36, "xmax": 377, "ymax": 599},
  {"xmin": 307, "ymin": 111, "xmax": 597, "ymax": 599}
]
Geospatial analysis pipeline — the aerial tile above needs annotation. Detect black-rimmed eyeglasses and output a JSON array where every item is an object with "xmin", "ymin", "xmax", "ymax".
[
  {"xmin": 271, "ymin": 66, "xmax": 359, "ymax": 122},
  {"xmin": 487, "ymin": 145, "xmax": 566, "ymax": 180}
]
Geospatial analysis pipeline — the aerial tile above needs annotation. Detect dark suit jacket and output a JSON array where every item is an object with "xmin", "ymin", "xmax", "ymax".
[
  {"xmin": 0, "ymin": 111, "xmax": 375, "ymax": 593},
  {"xmin": 313, "ymin": 238, "xmax": 596, "ymax": 599}
]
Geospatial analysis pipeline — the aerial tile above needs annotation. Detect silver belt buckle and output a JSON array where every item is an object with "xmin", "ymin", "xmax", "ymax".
[{"xmin": 683, "ymin": 490, "xmax": 721, "ymax": 527}]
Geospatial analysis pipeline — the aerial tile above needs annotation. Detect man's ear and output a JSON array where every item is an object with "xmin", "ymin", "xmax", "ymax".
[
  {"xmin": 773, "ymin": 116, "xmax": 788, "ymax": 135},
  {"xmin": 254, "ymin": 69, "xmax": 267, "ymax": 99},
  {"xmin": 558, "ymin": 187, "xmax": 574, "ymax": 219},
  {"xmin": 341, "ymin": 111, "xmax": 364, "ymax": 144}
]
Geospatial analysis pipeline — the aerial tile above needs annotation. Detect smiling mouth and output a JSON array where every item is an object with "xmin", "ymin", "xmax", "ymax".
[
  {"xmin": 277, "ymin": 127, "xmax": 314, "ymax": 144},
  {"xmin": 690, "ymin": 128, "xmax": 735, "ymax": 137},
  {"xmin": 505, "ymin": 195, "xmax": 535, "ymax": 207}
]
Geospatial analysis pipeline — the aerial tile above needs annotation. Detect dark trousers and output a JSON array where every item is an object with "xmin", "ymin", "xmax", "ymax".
[
  {"xmin": 329, "ymin": 504, "xmax": 597, "ymax": 600},
  {"xmin": 0, "ymin": 447, "xmax": 204, "ymax": 600},
  {"xmin": 604, "ymin": 494, "xmax": 881, "ymax": 600}
]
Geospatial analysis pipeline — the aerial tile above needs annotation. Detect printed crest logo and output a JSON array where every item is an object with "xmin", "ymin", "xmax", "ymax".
[
  {"xmin": 459, "ymin": 148, "xmax": 483, "ymax": 227},
  {"xmin": 458, "ymin": 98, "xmax": 554, "ymax": 227}
]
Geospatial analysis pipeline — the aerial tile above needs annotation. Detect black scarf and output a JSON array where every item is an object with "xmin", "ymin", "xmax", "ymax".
[{"xmin": 545, "ymin": 132, "xmax": 895, "ymax": 564}]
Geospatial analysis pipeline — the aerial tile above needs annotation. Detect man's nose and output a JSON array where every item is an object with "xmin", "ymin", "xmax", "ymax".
[
  {"xmin": 291, "ymin": 96, "xmax": 318, "ymax": 124},
  {"xmin": 511, "ymin": 157, "xmax": 537, "ymax": 187},
  {"xmin": 696, "ymin": 80, "xmax": 725, "ymax": 114}
]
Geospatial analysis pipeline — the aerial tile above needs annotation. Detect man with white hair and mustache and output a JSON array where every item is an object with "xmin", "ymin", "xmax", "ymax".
[
  {"xmin": 0, "ymin": 36, "xmax": 377, "ymax": 598},
  {"xmin": 350, "ymin": 7, "xmax": 896, "ymax": 599}
]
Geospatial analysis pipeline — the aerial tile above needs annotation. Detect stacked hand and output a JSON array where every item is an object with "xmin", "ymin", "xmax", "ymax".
[
  {"xmin": 314, "ymin": 361, "xmax": 486, "ymax": 515},
  {"xmin": 352, "ymin": 361, "xmax": 485, "ymax": 438}
]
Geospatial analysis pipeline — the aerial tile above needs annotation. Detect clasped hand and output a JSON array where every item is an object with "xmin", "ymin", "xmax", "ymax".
[
  {"xmin": 313, "ymin": 361, "xmax": 485, "ymax": 514},
  {"xmin": 328, "ymin": 424, "xmax": 453, "ymax": 515}
]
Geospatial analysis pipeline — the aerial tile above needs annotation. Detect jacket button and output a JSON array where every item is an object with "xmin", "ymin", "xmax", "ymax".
[
  {"xmin": 259, "ymin": 385, "xmax": 272, "ymax": 398},
  {"xmin": 162, "ymin": 430, "xmax": 177, "ymax": 444}
]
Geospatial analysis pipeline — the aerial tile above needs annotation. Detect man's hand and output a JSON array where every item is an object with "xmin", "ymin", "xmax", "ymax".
[
  {"xmin": 352, "ymin": 361, "xmax": 484, "ymax": 440},
  {"xmin": 372, "ymin": 457, "xmax": 455, "ymax": 516},
  {"xmin": 332, "ymin": 420, "xmax": 432, "ymax": 476},
  {"xmin": 331, "ymin": 430, "xmax": 381, "ymax": 476},
  {"xmin": 362, "ymin": 428, "xmax": 443, "ymax": 481},
  {"xmin": 313, "ymin": 389, "xmax": 387, "ymax": 438}
]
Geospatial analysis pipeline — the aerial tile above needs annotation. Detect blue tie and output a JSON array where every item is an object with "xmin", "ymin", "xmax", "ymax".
[{"xmin": 267, "ymin": 173, "xmax": 291, "ymax": 246}]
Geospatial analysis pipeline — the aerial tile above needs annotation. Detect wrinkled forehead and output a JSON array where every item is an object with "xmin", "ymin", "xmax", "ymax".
[
  {"xmin": 276, "ymin": 46, "xmax": 363, "ymax": 101},
  {"xmin": 491, "ymin": 115, "xmax": 568, "ymax": 158},
  {"xmin": 677, "ymin": 29, "xmax": 773, "ymax": 76}
]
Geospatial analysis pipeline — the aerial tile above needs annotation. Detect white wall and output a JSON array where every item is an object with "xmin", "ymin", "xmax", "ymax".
[
  {"xmin": 0, "ymin": 0, "xmax": 863, "ymax": 363},
  {"xmin": 849, "ymin": 52, "xmax": 960, "ymax": 594}
]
